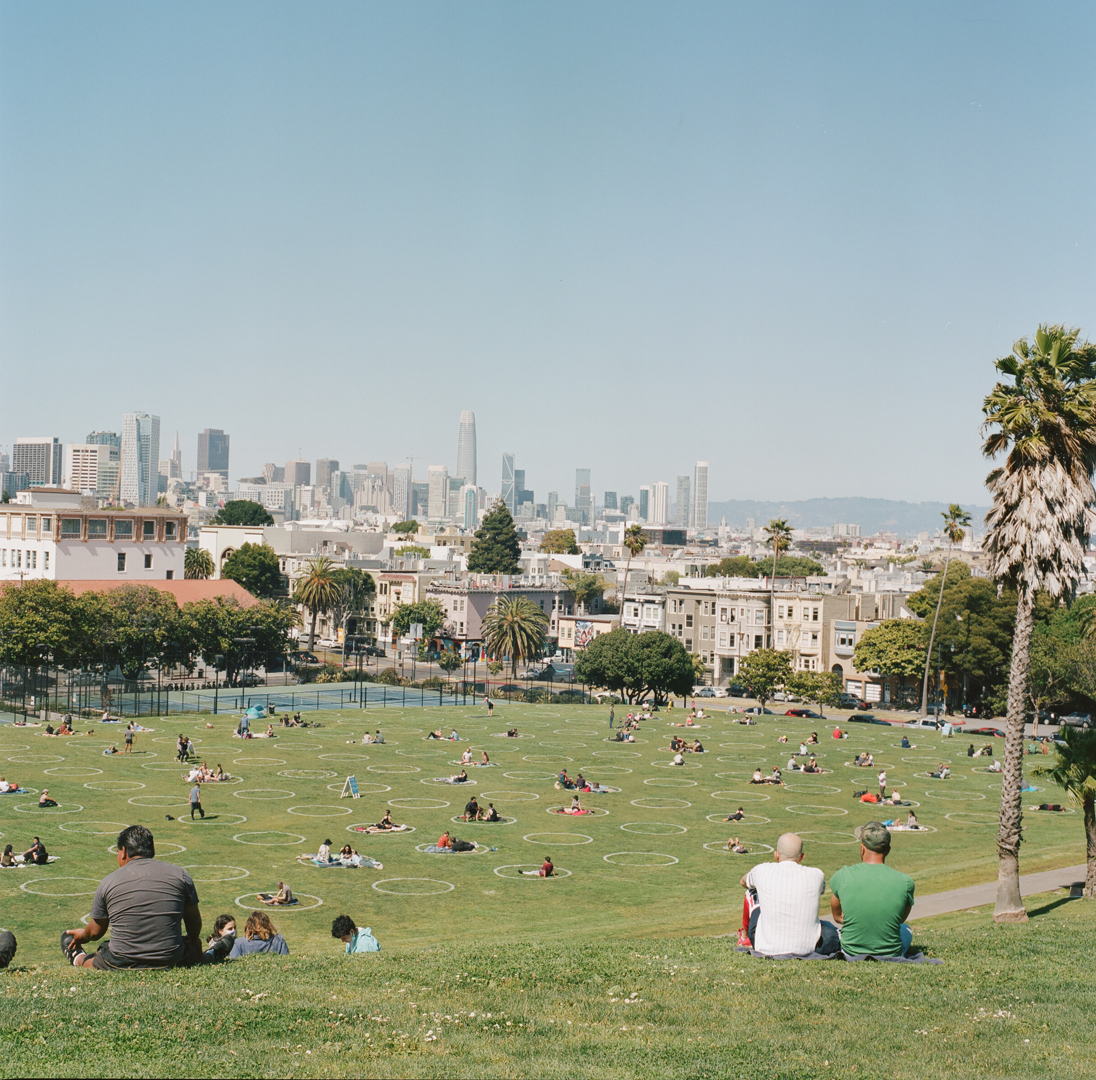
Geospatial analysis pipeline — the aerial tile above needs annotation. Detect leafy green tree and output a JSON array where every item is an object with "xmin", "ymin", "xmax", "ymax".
[
  {"xmin": 1026, "ymin": 633, "xmax": 1078, "ymax": 730},
  {"xmin": 467, "ymin": 500, "xmax": 522, "ymax": 575},
  {"xmin": 1033, "ymin": 727, "xmax": 1096, "ymax": 899},
  {"xmin": 661, "ymin": 570, "xmax": 680, "ymax": 586},
  {"xmin": 220, "ymin": 543, "xmax": 284, "ymax": 599},
  {"xmin": 540, "ymin": 529, "xmax": 579, "ymax": 554},
  {"xmin": 184, "ymin": 547, "xmax": 215, "ymax": 580},
  {"xmin": 437, "ymin": 648, "xmax": 464, "ymax": 681},
  {"xmin": 704, "ymin": 555, "xmax": 757, "ymax": 577},
  {"xmin": 852, "ymin": 620, "xmax": 926, "ymax": 681},
  {"xmin": 210, "ymin": 500, "xmax": 275, "ymax": 527},
  {"xmin": 921, "ymin": 504, "xmax": 972, "ymax": 715},
  {"xmin": 616, "ymin": 524, "xmax": 648, "ymax": 628},
  {"xmin": 905, "ymin": 560, "xmax": 972, "ymax": 616},
  {"xmin": 789, "ymin": 670, "xmax": 844, "ymax": 717},
  {"xmin": 387, "ymin": 599, "xmax": 446, "ymax": 640},
  {"xmin": 982, "ymin": 323, "xmax": 1096, "ymax": 921},
  {"xmin": 737, "ymin": 648, "xmax": 793, "ymax": 709},
  {"xmin": 329, "ymin": 568, "xmax": 376, "ymax": 641},
  {"xmin": 180, "ymin": 596, "xmax": 296, "ymax": 686},
  {"xmin": 395, "ymin": 545, "xmax": 430, "ymax": 558},
  {"xmin": 0, "ymin": 580, "xmax": 84, "ymax": 668},
  {"xmin": 690, "ymin": 653, "xmax": 707, "ymax": 681},
  {"xmin": 704, "ymin": 555, "xmax": 824, "ymax": 579},
  {"xmin": 764, "ymin": 519, "xmax": 793, "ymax": 640},
  {"xmin": 561, "ymin": 569, "xmax": 606, "ymax": 615},
  {"xmin": 295, "ymin": 556, "xmax": 342, "ymax": 649},
  {"xmin": 576, "ymin": 629, "xmax": 696, "ymax": 705},
  {"xmin": 481, "ymin": 595, "xmax": 548, "ymax": 677},
  {"xmin": 391, "ymin": 520, "xmax": 420, "ymax": 534},
  {"xmin": 574, "ymin": 629, "xmax": 639, "ymax": 700}
]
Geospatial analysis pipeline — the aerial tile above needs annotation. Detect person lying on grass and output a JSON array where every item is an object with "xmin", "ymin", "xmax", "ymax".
[
  {"xmin": 830, "ymin": 822, "xmax": 915, "ymax": 957},
  {"xmin": 506, "ymin": 728, "xmax": 518, "ymax": 738},
  {"xmin": 928, "ymin": 764, "xmax": 950, "ymax": 779},
  {"xmin": 332, "ymin": 914, "xmax": 381, "ymax": 953},
  {"xmin": 727, "ymin": 837, "xmax": 749, "ymax": 854},
  {"xmin": 257, "ymin": 882, "xmax": 294, "ymax": 906},
  {"xmin": 726, "ymin": 807, "xmax": 745, "ymax": 822},
  {"xmin": 62, "ymin": 824, "xmax": 202, "ymax": 970},
  {"xmin": 338, "ymin": 845, "xmax": 362, "ymax": 867},
  {"xmin": 739, "ymin": 832, "xmax": 839, "ymax": 956},
  {"xmin": 228, "ymin": 911, "xmax": 289, "ymax": 957}
]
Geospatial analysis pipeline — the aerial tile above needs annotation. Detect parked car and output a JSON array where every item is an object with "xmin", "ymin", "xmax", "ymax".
[
  {"xmin": 1059, "ymin": 713, "xmax": 1093, "ymax": 729},
  {"xmin": 743, "ymin": 706, "xmax": 774, "ymax": 715},
  {"xmin": 772, "ymin": 691, "xmax": 802, "ymax": 703},
  {"xmin": 520, "ymin": 668, "xmax": 548, "ymax": 680},
  {"xmin": 968, "ymin": 726, "xmax": 1007, "ymax": 737},
  {"xmin": 711, "ymin": 687, "xmax": 729, "ymax": 698},
  {"xmin": 963, "ymin": 703, "xmax": 994, "ymax": 719},
  {"xmin": 496, "ymin": 683, "xmax": 526, "ymax": 695},
  {"xmin": 295, "ymin": 652, "xmax": 320, "ymax": 665},
  {"xmin": 693, "ymin": 687, "xmax": 717, "ymax": 698},
  {"xmin": 317, "ymin": 638, "xmax": 338, "ymax": 650},
  {"xmin": 784, "ymin": 708, "xmax": 820, "ymax": 718},
  {"xmin": 837, "ymin": 694, "xmax": 861, "ymax": 709},
  {"xmin": 363, "ymin": 645, "xmax": 386, "ymax": 658},
  {"xmin": 849, "ymin": 714, "xmax": 890, "ymax": 726},
  {"xmin": 904, "ymin": 717, "xmax": 943, "ymax": 730},
  {"xmin": 725, "ymin": 684, "xmax": 749, "ymax": 697}
]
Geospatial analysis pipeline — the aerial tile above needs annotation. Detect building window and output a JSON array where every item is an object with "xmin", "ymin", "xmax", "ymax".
[
  {"xmin": 685, "ymin": 638, "xmax": 693, "ymax": 651},
  {"xmin": 165, "ymin": 522, "xmax": 176, "ymax": 538},
  {"xmin": 813, "ymin": 607, "xmax": 820, "ymax": 622},
  {"xmin": 88, "ymin": 519, "xmax": 107, "ymax": 537},
  {"xmin": 719, "ymin": 631, "xmax": 727, "ymax": 647},
  {"xmin": 720, "ymin": 607, "xmax": 727, "ymax": 621},
  {"xmin": 754, "ymin": 634, "xmax": 763, "ymax": 650},
  {"xmin": 685, "ymin": 613, "xmax": 693, "ymax": 628},
  {"xmin": 701, "ymin": 626, "xmax": 709, "ymax": 641},
  {"xmin": 41, "ymin": 517, "xmax": 51, "ymax": 533},
  {"xmin": 61, "ymin": 518, "xmax": 81, "ymax": 538},
  {"xmin": 777, "ymin": 629, "xmax": 784, "ymax": 645},
  {"xmin": 778, "ymin": 605, "xmax": 785, "ymax": 618},
  {"xmin": 754, "ymin": 609, "xmax": 764, "ymax": 624},
  {"xmin": 115, "ymin": 520, "xmax": 134, "ymax": 538},
  {"xmin": 837, "ymin": 631, "xmax": 855, "ymax": 648},
  {"xmin": 165, "ymin": 569, "xmax": 173, "ymax": 579},
  {"xmin": 143, "ymin": 520, "xmax": 156, "ymax": 539},
  {"xmin": 144, "ymin": 554, "xmax": 153, "ymax": 569},
  {"xmin": 31, "ymin": 551, "xmax": 37, "ymax": 569},
  {"xmin": 117, "ymin": 553, "xmax": 127, "ymax": 572}
]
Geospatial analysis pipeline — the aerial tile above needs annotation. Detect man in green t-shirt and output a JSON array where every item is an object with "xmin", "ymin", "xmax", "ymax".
[{"xmin": 830, "ymin": 822, "xmax": 915, "ymax": 956}]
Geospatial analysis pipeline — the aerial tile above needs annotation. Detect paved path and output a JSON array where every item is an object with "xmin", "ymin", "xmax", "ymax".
[{"xmin": 910, "ymin": 864, "xmax": 1087, "ymax": 919}]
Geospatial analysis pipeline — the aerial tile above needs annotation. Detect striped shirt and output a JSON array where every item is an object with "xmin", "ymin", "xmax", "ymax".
[{"xmin": 745, "ymin": 860, "xmax": 826, "ymax": 956}]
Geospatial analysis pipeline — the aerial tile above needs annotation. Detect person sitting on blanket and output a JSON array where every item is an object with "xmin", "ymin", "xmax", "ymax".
[
  {"xmin": 437, "ymin": 831, "xmax": 452, "ymax": 850},
  {"xmin": 480, "ymin": 750, "xmax": 490, "ymax": 765},
  {"xmin": 787, "ymin": 756, "xmax": 799, "ymax": 772},
  {"xmin": 0, "ymin": 777, "xmax": 17, "ymax": 793},
  {"xmin": 808, "ymin": 732, "xmax": 819, "ymax": 744},
  {"xmin": 338, "ymin": 845, "xmax": 362, "ymax": 867},
  {"xmin": 804, "ymin": 756, "xmax": 821, "ymax": 773},
  {"xmin": 375, "ymin": 809, "xmax": 395, "ymax": 831},
  {"xmin": 692, "ymin": 740, "xmax": 705, "ymax": 753},
  {"xmin": 966, "ymin": 743, "xmax": 976, "ymax": 757},
  {"xmin": 832, "ymin": 727, "xmax": 843, "ymax": 740},
  {"xmin": 450, "ymin": 730, "xmax": 459, "ymax": 741},
  {"xmin": 258, "ymin": 882, "xmax": 294, "ymax": 906},
  {"xmin": 461, "ymin": 748, "xmax": 473, "ymax": 765},
  {"xmin": 751, "ymin": 769, "xmax": 765, "ymax": 784},
  {"xmin": 830, "ymin": 822, "xmax": 915, "ymax": 957},
  {"xmin": 928, "ymin": 763, "xmax": 950, "ymax": 779},
  {"xmin": 462, "ymin": 796, "xmax": 480, "ymax": 822},
  {"xmin": 559, "ymin": 770, "xmax": 575, "ymax": 789},
  {"xmin": 901, "ymin": 736, "xmax": 912, "ymax": 748},
  {"xmin": 450, "ymin": 769, "xmax": 469, "ymax": 784},
  {"xmin": 57, "ymin": 720, "xmax": 73, "ymax": 735},
  {"xmin": 739, "ymin": 832, "xmax": 840, "ymax": 956},
  {"xmin": 38, "ymin": 788, "xmax": 57, "ymax": 808},
  {"xmin": 778, "ymin": 735, "xmax": 789, "ymax": 744},
  {"xmin": 483, "ymin": 803, "xmax": 501, "ymax": 822},
  {"xmin": 726, "ymin": 807, "xmax": 745, "ymax": 822},
  {"xmin": 988, "ymin": 759, "xmax": 1002, "ymax": 773},
  {"xmin": 906, "ymin": 810, "xmax": 920, "ymax": 829},
  {"xmin": 727, "ymin": 837, "xmax": 749, "ymax": 854},
  {"xmin": 770, "ymin": 766, "xmax": 784, "ymax": 785},
  {"xmin": 569, "ymin": 793, "xmax": 584, "ymax": 813},
  {"xmin": 427, "ymin": 729, "xmax": 443, "ymax": 740},
  {"xmin": 316, "ymin": 840, "xmax": 333, "ymax": 864},
  {"xmin": 360, "ymin": 732, "xmax": 374, "ymax": 745},
  {"xmin": 506, "ymin": 728, "xmax": 518, "ymax": 738},
  {"xmin": 228, "ymin": 911, "xmax": 289, "ymax": 957}
]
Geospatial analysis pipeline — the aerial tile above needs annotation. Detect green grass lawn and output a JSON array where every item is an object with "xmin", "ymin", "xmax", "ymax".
[{"xmin": 0, "ymin": 702, "xmax": 1089, "ymax": 1078}]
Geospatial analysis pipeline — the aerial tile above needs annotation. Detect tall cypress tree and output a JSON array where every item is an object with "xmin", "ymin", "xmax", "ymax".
[{"xmin": 468, "ymin": 500, "xmax": 522, "ymax": 575}]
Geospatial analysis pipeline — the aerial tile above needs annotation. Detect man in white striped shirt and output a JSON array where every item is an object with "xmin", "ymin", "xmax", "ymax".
[{"xmin": 740, "ymin": 833, "xmax": 840, "ymax": 956}]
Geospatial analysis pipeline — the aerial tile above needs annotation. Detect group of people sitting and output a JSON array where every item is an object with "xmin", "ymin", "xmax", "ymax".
[
  {"xmin": 433, "ymin": 830, "xmax": 477, "ymax": 852},
  {"xmin": 557, "ymin": 770, "xmax": 611, "ymax": 793},
  {"xmin": 852, "ymin": 752, "xmax": 875, "ymax": 767},
  {"xmin": 610, "ymin": 728, "xmax": 637, "ymax": 742},
  {"xmin": 184, "ymin": 762, "xmax": 230, "ymax": 783},
  {"xmin": 279, "ymin": 713, "xmax": 310, "ymax": 728},
  {"xmin": 1, "ymin": 837, "xmax": 50, "ymax": 867},
  {"xmin": 966, "ymin": 743, "xmax": 995, "ymax": 758},
  {"xmin": 785, "ymin": 754, "xmax": 822, "ymax": 773},
  {"xmin": 313, "ymin": 840, "xmax": 371, "ymax": 868},
  {"xmin": 427, "ymin": 729, "xmax": 461, "ymax": 741},
  {"xmin": 459, "ymin": 748, "xmax": 490, "ymax": 766},
  {"xmin": 0, "ymin": 776, "xmax": 24, "ymax": 795},
  {"xmin": 669, "ymin": 735, "xmax": 704, "ymax": 753},
  {"xmin": 357, "ymin": 730, "xmax": 386, "ymax": 744},
  {"xmin": 751, "ymin": 766, "xmax": 785, "ymax": 786},
  {"xmin": 175, "ymin": 735, "xmax": 196, "ymax": 762},
  {"xmin": 459, "ymin": 796, "xmax": 503, "ymax": 822},
  {"xmin": 43, "ymin": 719, "xmax": 77, "ymax": 736},
  {"xmin": 928, "ymin": 763, "xmax": 951, "ymax": 779}
]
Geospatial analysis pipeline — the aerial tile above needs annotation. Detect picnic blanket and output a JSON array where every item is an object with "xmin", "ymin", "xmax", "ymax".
[
  {"xmin": 353, "ymin": 824, "xmax": 411, "ymax": 834},
  {"xmin": 421, "ymin": 844, "xmax": 480, "ymax": 854},
  {"xmin": 297, "ymin": 855, "xmax": 383, "ymax": 869},
  {"xmin": 0, "ymin": 788, "xmax": 31, "ymax": 795},
  {"xmin": 433, "ymin": 777, "xmax": 475, "ymax": 785},
  {"xmin": 1, "ymin": 855, "xmax": 60, "ymax": 866},
  {"xmin": 551, "ymin": 808, "xmax": 592, "ymax": 815}
]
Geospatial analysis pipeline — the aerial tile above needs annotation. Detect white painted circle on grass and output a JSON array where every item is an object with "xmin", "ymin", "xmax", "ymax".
[
  {"xmin": 366, "ymin": 764, "xmax": 420, "ymax": 775},
  {"xmin": 794, "ymin": 830, "xmax": 859, "ymax": 845},
  {"xmin": 183, "ymin": 864, "xmax": 250, "ymax": 881},
  {"xmin": 287, "ymin": 805, "xmax": 353, "ymax": 817},
  {"xmin": 782, "ymin": 782, "xmax": 843, "ymax": 795},
  {"xmin": 785, "ymin": 804, "xmax": 849, "ymax": 817},
  {"xmin": 583, "ymin": 765, "xmax": 632, "ymax": 774},
  {"xmin": 504, "ymin": 770, "xmax": 556, "ymax": 781},
  {"xmin": 522, "ymin": 832, "xmax": 593, "ymax": 846},
  {"xmin": 327, "ymin": 781, "xmax": 390, "ymax": 794},
  {"xmin": 704, "ymin": 841, "xmax": 773, "ymax": 854},
  {"xmin": 20, "ymin": 876, "xmax": 99, "ymax": 897},
  {"xmin": 319, "ymin": 753, "xmax": 370, "ymax": 762},
  {"xmin": 14, "ymin": 802, "xmax": 83, "ymax": 814},
  {"xmin": 178, "ymin": 813, "xmax": 248, "ymax": 827},
  {"xmin": 233, "ymin": 789, "xmax": 295, "ymax": 800},
  {"xmin": 593, "ymin": 750, "xmax": 641, "ymax": 758},
  {"xmin": 415, "ymin": 841, "xmax": 488, "ymax": 855},
  {"xmin": 45, "ymin": 766, "xmax": 103, "ymax": 777},
  {"xmin": 651, "ymin": 759, "xmax": 702, "ymax": 770},
  {"xmin": 643, "ymin": 777, "xmax": 697, "ymax": 788},
  {"xmin": 108, "ymin": 841, "xmax": 186, "ymax": 856},
  {"xmin": 923, "ymin": 789, "xmax": 985, "ymax": 801},
  {"xmin": 602, "ymin": 851, "xmax": 678, "ymax": 866},
  {"xmin": 231, "ymin": 757, "xmax": 286, "ymax": 766},
  {"xmin": 493, "ymin": 864, "xmax": 572, "ymax": 879},
  {"xmin": 522, "ymin": 754, "xmax": 572, "ymax": 764},
  {"xmin": 235, "ymin": 892, "xmax": 322, "ymax": 911},
  {"xmin": 547, "ymin": 805, "xmax": 609, "ymax": 817},
  {"xmin": 389, "ymin": 797, "xmax": 450, "ymax": 809},
  {"xmin": 482, "ymin": 790, "xmax": 540, "ymax": 802},
  {"xmin": 9, "ymin": 753, "xmax": 64, "ymax": 763},
  {"xmin": 128, "ymin": 795, "xmax": 190, "ymax": 807},
  {"xmin": 278, "ymin": 769, "xmax": 338, "ymax": 780},
  {"xmin": 706, "ymin": 812, "xmax": 770, "ymax": 825},
  {"xmin": 632, "ymin": 797, "xmax": 691, "ymax": 810},
  {"xmin": 620, "ymin": 821, "xmax": 687, "ymax": 835},
  {"xmin": 450, "ymin": 815, "xmax": 516, "ymax": 826},
  {"xmin": 59, "ymin": 820, "xmax": 129, "ymax": 835},
  {"xmin": 232, "ymin": 831, "xmax": 307, "ymax": 846},
  {"xmin": 944, "ymin": 811, "xmax": 1000, "ymax": 825},
  {"xmin": 348, "ymin": 823, "xmax": 417, "ymax": 834},
  {"xmin": 372, "ymin": 878, "xmax": 455, "ymax": 896}
]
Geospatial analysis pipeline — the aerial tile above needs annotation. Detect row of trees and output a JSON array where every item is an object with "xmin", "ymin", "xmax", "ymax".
[{"xmin": 0, "ymin": 579, "xmax": 297, "ymax": 686}]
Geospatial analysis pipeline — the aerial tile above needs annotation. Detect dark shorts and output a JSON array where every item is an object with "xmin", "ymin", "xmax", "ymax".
[{"xmin": 88, "ymin": 940, "xmax": 200, "ymax": 971}]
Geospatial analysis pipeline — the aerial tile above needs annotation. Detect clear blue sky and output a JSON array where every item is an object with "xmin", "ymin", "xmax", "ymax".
[{"xmin": 2, "ymin": 2, "xmax": 1094, "ymax": 506}]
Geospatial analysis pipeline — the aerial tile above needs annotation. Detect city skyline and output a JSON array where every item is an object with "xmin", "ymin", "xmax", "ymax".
[{"xmin": 4, "ymin": 7, "xmax": 1092, "ymax": 506}]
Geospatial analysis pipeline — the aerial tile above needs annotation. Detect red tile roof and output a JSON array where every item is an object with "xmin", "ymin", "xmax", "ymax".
[{"xmin": 63, "ymin": 579, "xmax": 260, "ymax": 608}]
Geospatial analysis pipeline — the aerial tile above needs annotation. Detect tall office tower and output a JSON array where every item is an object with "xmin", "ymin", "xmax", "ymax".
[
  {"xmin": 0, "ymin": 451, "xmax": 8, "ymax": 474},
  {"xmin": 676, "ymin": 476, "xmax": 691, "ymax": 528},
  {"xmin": 263, "ymin": 462, "xmax": 285, "ymax": 483},
  {"xmin": 392, "ymin": 464, "xmax": 412, "ymax": 520},
  {"xmin": 120, "ymin": 413, "xmax": 160, "ymax": 505},
  {"xmin": 462, "ymin": 485, "xmax": 478, "ymax": 530},
  {"xmin": 651, "ymin": 482, "xmax": 669, "ymax": 524},
  {"xmin": 455, "ymin": 410, "xmax": 477, "ymax": 485},
  {"xmin": 619, "ymin": 494, "xmax": 634, "ymax": 517},
  {"xmin": 574, "ymin": 468, "xmax": 592, "ymax": 524},
  {"xmin": 603, "ymin": 491, "xmax": 618, "ymax": 511},
  {"xmin": 163, "ymin": 432, "xmax": 182, "ymax": 479},
  {"xmin": 65, "ymin": 444, "xmax": 104, "ymax": 494},
  {"xmin": 315, "ymin": 458, "xmax": 339, "ymax": 491},
  {"xmin": 13, "ymin": 437, "xmax": 62, "ymax": 487},
  {"xmin": 285, "ymin": 460, "xmax": 311, "ymax": 486},
  {"xmin": 501, "ymin": 453, "xmax": 516, "ymax": 514},
  {"xmin": 514, "ymin": 469, "xmax": 525, "ymax": 493},
  {"xmin": 411, "ymin": 481, "xmax": 430, "ymax": 516},
  {"xmin": 547, "ymin": 491, "xmax": 559, "ymax": 522},
  {"xmin": 428, "ymin": 465, "xmax": 449, "ymax": 519},
  {"xmin": 638, "ymin": 486, "xmax": 651, "ymax": 522},
  {"xmin": 196, "ymin": 429, "xmax": 230, "ymax": 480},
  {"xmin": 86, "ymin": 430, "xmax": 121, "ymax": 453},
  {"xmin": 692, "ymin": 461, "xmax": 709, "ymax": 529}
]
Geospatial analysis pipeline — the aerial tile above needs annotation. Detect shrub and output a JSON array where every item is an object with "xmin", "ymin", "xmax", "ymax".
[{"xmin": 376, "ymin": 668, "xmax": 402, "ymax": 686}]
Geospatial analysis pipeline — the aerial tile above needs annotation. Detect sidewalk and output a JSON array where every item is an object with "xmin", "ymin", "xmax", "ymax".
[{"xmin": 910, "ymin": 864, "xmax": 1087, "ymax": 919}]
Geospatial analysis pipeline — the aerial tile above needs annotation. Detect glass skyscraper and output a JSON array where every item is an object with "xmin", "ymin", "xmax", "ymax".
[{"xmin": 456, "ymin": 410, "xmax": 477, "ymax": 486}]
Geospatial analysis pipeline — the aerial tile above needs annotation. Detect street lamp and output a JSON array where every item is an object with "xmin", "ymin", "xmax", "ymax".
[{"xmin": 213, "ymin": 654, "xmax": 224, "ymax": 715}]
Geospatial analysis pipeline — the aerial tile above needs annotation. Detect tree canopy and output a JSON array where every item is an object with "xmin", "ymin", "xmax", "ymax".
[
  {"xmin": 390, "ymin": 520, "xmax": 420, "ymax": 534},
  {"xmin": 220, "ymin": 543, "xmax": 284, "ymax": 599},
  {"xmin": 574, "ymin": 629, "xmax": 694, "ymax": 704},
  {"xmin": 210, "ymin": 500, "xmax": 275, "ymax": 527},
  {"xmin": 395, "ymin": 545, "xmax": 431, "ymax": 558},
  {"xmin": 704, "ymin": 555, "xmax": 824, "ymax": 579},
  {"xmin": 540, "ymin": 529, "xmax": 579, "ymax": 554},
  {"xmin": 387, "ymin": 599, "xmax": 446, "ymax": 640},
  {"xmin": 184, "ymin": 547, "xmax": 215, "ymax": 580},
  {"xmin": 852, "ymin": 620, "xmax": 925, "ymax": 680},
  {"xmin": 481, "ymin": 595, "xmax": 549, "ymax": 676},
  {"xmin": 736, "ymin": 648, "xmax": 793, "ymax": 707},
  {"xmin": 467, "ymin": 500, "xmax": 522, "ymax": 575}
]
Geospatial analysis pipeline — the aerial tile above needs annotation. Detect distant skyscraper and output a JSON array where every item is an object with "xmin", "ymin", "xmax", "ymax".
[
  {"xmin": 168, "ymin": 432, "xmax": 182, "ymax": 479},
  {"xmin": 676, "ymin": 476, "xmax": 691, "ymax": 527},
  {"xmin": 197, "ymin": 429, "xmax": 230, "ymax": 480},
  {"xmin": 428, "ymin": 466, "xmax": 449, "ymax": 520},
  {"xmin": 574, "ymin": 468, "xmax": 592, "ymax": 524},
  {"xmin": 501, "ymin": 453, "xmax": 516, "ymax": 515},
  {"xmin": 13, "ymin": 437, "xmax": 62, "ymax": 488},
  {"xmin": 285, "ymin": 460, "xmax": 311, "ymax": 487},
  {"xmin": 316, "ymin": 458, "xmax": 339, "ymax": 490},
  {"xmin": 638, "ymin": 486, "xmax": 651, "ymax": 522},
  {"xmin": 263, "ymin": 462, "xmax": 285, "ymax": 484},
  {"xmin": 392, "ymin": 464, "xmax": 412, "ymax": 520},
  {"xmin": 692, "ymin": 461, "xmax": 709, "ymax": 529},
  {"xmin": 603, "ymin": 491, "xmax": 618, "ymax": 511},
  {"xmin": 120, "ymin": 413, "xmax": 160, "ymax": 506},
  {"xmin": 455, "ymin": 410, "xmax": 477, "ymax": 486},
  {"xmin": 620, "ymin": 494, "xmax": 634, "ymax": 517},
  {"xmin": 86, "ymin": 430, "xmax": 121, "ymax": 454},
  {"xmin": 547, "ymin": 491, "xmax": 559, "ymax": 522},
  {"xmin": 651, "ymin": 482, "xmax": 668, "ymax": 524},
  {"xmin": 462, "ymin": 484, "xmax": 478, "ymax": 530},
  {"xmin": 65, "ymin": 444, "xmax": 105, "ymax": 494}
]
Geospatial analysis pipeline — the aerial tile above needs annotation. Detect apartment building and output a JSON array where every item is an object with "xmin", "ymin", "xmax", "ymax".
[
  {"xmin": 619, "ymin": 584, "xmax": 667, "ymax": 634},
  {"xmin": 426, "ymin": 579, "xmax": 577, "ymax": 650}
]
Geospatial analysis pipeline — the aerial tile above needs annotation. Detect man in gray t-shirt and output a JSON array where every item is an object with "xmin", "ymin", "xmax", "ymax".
[{"xmin": 61, "ymin": 825, "xmax": 202, "ymax": 970}]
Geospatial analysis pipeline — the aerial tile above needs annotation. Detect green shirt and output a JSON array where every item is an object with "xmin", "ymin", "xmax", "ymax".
[{"xmin": 830, "ymin": 862, "xmax": 915, "ymax": 956}]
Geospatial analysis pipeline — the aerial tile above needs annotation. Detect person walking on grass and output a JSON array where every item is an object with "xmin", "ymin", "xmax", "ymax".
[
  {"xmin": 124, "ymin": 725, "xmax": 134, "ymax": 754},
  {"xmin": 609, "ymin": 704, "xmax": 615, "ymax": 729},
  {"xmin": 189, "ymin": 781, "xmax": 205, "ymax": 820}
]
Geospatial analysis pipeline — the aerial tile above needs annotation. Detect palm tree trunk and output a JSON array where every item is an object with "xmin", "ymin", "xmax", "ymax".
[
  {"xmin": 308, "ymin": 608, "xmax": 318, "ymax": 651},
  {"xmin": 1084, "ymin": 795, "xmax": 1096, "ymax": 900},
  {"xmin": 617, "ymin": 555, "xmax": 632, "ymax": 629},
  {"xmin": 994, "ymin": 588, "xmax": 1033, "ymax": 922},
  {"xmin": 921, "ymin": 543, "xmax": 951, "ymax": 716},
  {"xmin": 769, "ymin": 548, "xmax": 778, "ymax": 650}
]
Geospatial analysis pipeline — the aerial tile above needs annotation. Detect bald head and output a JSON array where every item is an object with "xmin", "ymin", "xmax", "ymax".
[{"xmin": 774, "ymin": 833, "xmax": 803, "ymax": 861}]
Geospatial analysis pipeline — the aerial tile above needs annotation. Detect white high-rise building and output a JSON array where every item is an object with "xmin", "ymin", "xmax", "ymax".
[
  {"xmin": 65, "ymin": 444, "xmax": 106, "ymax": 495},
  {"xmin": 120, "ymin": 413, "xmax": 161, "ymax": 506},
  {"xmin": 392, "ymin": 464, "xmax": 412, "ymax": 520},
  {"xmin": 455, "ymin": 410, "xmax": 477, "ymax": 486},
  {"xmin": 651, "ymin": 481, "xmax": 669, "ymax": 525},
  {"xmin": 501, "ymin": 453, "xmax": 516, "ymax": 515},
  {"xmin": 13, "ymin": 438, "xmax": 62, "ymax": 488},
  {"xmin": 692, "ymin": 461, "xmax": 709, "ymax": 529},
  {"xmin": 676, "ymin": 475, "xmax": 690, "ymax": 528},
  {"xmin": 428, "ymin": 465, "xmax": 449, "ymax": 520}
]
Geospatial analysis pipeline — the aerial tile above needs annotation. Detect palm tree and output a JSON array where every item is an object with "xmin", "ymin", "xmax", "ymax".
[
  {"xmin": 981, "ymin": 324, "xmax": 1096, "ymax": 922},
  {"xmin": 1032, "ymin": 726, "xmax": 1096, "ymax": 899},
  {"xmin": 184, "ymin": 548, "xmax": 215, "ymax": 580},
  {"xmin": 294, "ymin": 556, "xmax": 341, "ymax": 651},
  {"xmin": 616, "ymin": 524, "xmax": 648, "ymax": 628},
  {"xmin": 562, "ymin": 569, "xmax": 607, "ymax": 616},
  {"xmin": 481, "ymin": 595, "xmax": 549, "ymax": 678},
  {"xmin": 763, "ymin": 518, "xmax": 793, "ymax": 646},
  {"xmin": 920, "ymin": 504, "xmax": 971, "ymax": 716}
]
